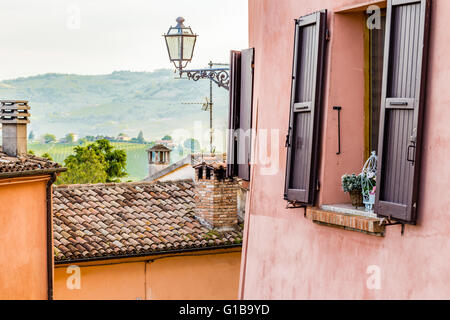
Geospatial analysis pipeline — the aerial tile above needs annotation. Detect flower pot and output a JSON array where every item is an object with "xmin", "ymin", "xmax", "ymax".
[{"xmin": 349, "ymin": 190, "xmax": 363, "ymax": 208}]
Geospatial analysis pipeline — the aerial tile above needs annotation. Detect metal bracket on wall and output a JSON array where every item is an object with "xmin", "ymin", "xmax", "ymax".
[
  {"xmin": 286, "ymin": 201, "xmax": 307, "ymax": 209},
  {"xmin": 379, "ymin": 218, "xmax": 405, "ymax": 236},
  {"xmin": 333, "ymin": 106, "xmax": 342, "ymax": 155},
  {"xmin": 286, "ymin": 201, "xmax": 307, "ymax": 216}
]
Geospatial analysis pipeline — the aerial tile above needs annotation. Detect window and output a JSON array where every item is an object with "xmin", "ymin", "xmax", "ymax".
[
  {"xmin": 284, "ymin": 10, "xmax": 327, "ymax": 205},
  {"xmin": 366, "ymin": 10, "xmax": 386, "ymax": 157},
  {"xmin": 284, "ymin": 0, "xmax": 431, "ymax": 226},
  {"xmin": 227, "ymin": 48, "xmax": 254, "ymax": 181}
]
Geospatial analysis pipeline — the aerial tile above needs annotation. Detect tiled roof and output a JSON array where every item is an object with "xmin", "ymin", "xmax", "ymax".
[
  {"xmin": 0, "ymin": 147, "xmax": 62, "ymax": 176},
  {"xmin": 53, "ymin": 180, "xmax": 242, "ymax": 263},
  {"xmin": 148, "ymin": 144, "xmax": 171, "ymax": 152}
]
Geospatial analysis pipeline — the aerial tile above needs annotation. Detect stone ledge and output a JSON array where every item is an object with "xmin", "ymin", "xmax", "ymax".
[{"xmin": 306, "ymin": 207, "xmax": 385, "ymax": 237}]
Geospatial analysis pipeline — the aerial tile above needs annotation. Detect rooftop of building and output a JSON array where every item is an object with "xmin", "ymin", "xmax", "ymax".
[
  {"xmin": 0, "ymin": 147, "xmax": 64, "ymax": 178},
  {"xmin": 147, "ymin": 144, "xmax": 171, "ymax": 152},
  {"xmin": 52, "ymin": 179, "xmax": 243, "ymax": 263}
]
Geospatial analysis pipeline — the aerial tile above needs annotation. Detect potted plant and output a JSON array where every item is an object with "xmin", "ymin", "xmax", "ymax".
[{"xmin": 341, "ymin": 174, "xmax": 364, "ymax": 208}]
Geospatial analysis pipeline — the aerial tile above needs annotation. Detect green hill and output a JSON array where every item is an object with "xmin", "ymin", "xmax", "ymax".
[{"xmin": 0, "ymin": 70, "xmax": 229, "ymax": 144}]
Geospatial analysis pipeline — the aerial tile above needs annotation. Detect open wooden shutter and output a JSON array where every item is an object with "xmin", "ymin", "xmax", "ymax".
[
  {"xmin": 227, "ymin": 50, "xmax": 241, "ymax": 178},
  {"xmin": 227, "ymin": 49, "xmax": 254, "ymax": 181},
  {"xmin": 284, "ymin": 10, "xmax": 327, "ymax": 205},
  {"xmin": 375, "ymin": 0, "xmax": 431, "ymax": 224}
]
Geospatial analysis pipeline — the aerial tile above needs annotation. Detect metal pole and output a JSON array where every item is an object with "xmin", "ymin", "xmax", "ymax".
[{"xmin": 209, "ymin": 61, "xmax": 213, "ymax": 154}]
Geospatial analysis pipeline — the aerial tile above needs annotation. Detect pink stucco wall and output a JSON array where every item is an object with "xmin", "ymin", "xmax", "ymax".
[{"xmin": 240, "ymin": 0, "xmax": 450, "ymax": 299}]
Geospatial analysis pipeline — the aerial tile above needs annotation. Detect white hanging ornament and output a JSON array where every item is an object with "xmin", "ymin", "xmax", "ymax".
[{"xmin": 361, "ymin": 151, "xmax": 377, "ymax": 212}]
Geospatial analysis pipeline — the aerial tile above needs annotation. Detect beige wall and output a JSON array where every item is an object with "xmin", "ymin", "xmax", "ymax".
[
  {"xmin": 0, "ymin": 175, "xmax": 50, "ymax": 300},
  {"xmin": 146, "ymin": 252, "xmax": 241, "ymax": 300},
  {"xmin": 54, "ymin": 262, "xmax": 146, "ymax": 300},
  {"xmin": 54, "ymin": 250, "xmax": 241, "ymax": 300}
]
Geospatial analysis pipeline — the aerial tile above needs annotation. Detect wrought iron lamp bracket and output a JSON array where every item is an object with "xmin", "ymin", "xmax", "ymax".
[{"xmin": 180, "ymin": 68, "xmax": 230, "ymax": 91}]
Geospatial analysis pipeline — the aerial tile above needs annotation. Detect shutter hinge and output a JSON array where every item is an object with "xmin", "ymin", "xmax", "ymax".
[
  {"xmin": 316, "ymin": 179, "xmax": 320, "ymax": 191},
  {"xmin": 326, "ymin": 29, "xmax": 331, "ymax": 41}
]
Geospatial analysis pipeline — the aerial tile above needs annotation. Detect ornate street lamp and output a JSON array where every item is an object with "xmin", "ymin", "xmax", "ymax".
[
  {"xmin": 163, "ymin": 17, "xmax": 230, "ymax": 91},
  {"xmin": 163, "ymin": 17, "xmax": 231, "ymax": 153},
  {"xmin": 163, "ymin": 17, "xmax": 197, "ymax": 75}
]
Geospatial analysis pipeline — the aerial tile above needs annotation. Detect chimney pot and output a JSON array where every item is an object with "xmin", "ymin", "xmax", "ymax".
[{"xmin": 1, "ymin": 100, "xmax": 30, "ymax": 157}]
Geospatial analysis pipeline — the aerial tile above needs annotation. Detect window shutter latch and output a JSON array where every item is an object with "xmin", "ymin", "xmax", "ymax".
[{"xmin": 285, "ymin": 127, "xmax": 292, "ymax": 147}]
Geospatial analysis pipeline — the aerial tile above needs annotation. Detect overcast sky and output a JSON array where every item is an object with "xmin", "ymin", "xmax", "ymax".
[{"xmin": 0, "ymin": 0, "xmax": 248, "ymax": 81}]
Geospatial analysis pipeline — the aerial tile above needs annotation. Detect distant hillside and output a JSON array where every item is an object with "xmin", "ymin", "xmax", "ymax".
[{"xmin": 0, "ymin": 70, "xmax": 229, "ymax": 148}]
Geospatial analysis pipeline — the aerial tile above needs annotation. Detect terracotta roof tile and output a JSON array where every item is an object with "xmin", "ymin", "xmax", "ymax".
[
  {"xmin": 53, "ymin": 180, "xmax": 242, "ymax": 262},
  {"xmin": 0, "ymin": 147, "xmax": 62, "ymax": 175}
]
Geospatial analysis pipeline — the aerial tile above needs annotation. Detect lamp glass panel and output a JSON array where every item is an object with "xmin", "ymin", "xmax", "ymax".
[
  {"xmin": 165, "ymin": 35, "xmax": 182, "ymax": 60},
  {"xmin": 183, "ymin": 36, "xmax": 196, "ymax": 60}
]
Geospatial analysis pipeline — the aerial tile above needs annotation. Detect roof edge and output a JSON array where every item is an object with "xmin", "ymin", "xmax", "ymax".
[
  {"xmin": 0, "ymin": 167, "xmax": 67, "ymax": 179},
  {"xmin": 54, "ymin": 243, "xmax": 242, "ymax": 265},
  {"xmin": 54, "ymin": 178, "xmax": 195, "ymax": 189}
]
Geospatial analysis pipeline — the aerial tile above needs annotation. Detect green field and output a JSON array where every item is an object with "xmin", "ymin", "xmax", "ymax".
[{"xmin": 29, "ymin": 142, "xmax": 152, "ymax": 181}]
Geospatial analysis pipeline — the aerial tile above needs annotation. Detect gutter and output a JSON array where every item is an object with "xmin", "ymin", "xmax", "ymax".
[
  {"xmin": 46, "ymin": 173, "xmax": 58, "ymax": 300},
  {"xmin": 54, "ymin": 243, "xmax": 242, "ymax": 265}
]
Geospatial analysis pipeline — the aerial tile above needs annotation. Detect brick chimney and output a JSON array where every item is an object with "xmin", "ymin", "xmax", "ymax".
[
  {"xmin": 193, "ymin": 162, "xmax": 238, "ymax": 231},
  {"xmin": 1, "ymin": 100, "xmax": 30, "ymax": 157}
]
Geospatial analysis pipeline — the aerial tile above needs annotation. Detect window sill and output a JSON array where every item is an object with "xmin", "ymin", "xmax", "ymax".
[
  {"xmin": 306, "ymin": 206, "xmax": 385, "ymax": 237},
  {"xmin": 321, "ymin": 203, "xmax": 377, "ymax": 218}
]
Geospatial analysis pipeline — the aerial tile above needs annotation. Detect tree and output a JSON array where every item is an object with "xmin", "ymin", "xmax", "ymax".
[
  {"xmin": 28, "ymin": 131, "xmax": 35, "ymax": 141},
  {"xmin": 56, "ymin": 139, "xmax": 127, "ymax": 185},
  {"xmin": 137, "ymin": 131, "xmax": 145, "ymax": 143},
  {"xmin": 43, "ymin": 133, "xmax": 56, "ymax": 144},
  {"xmin": 41, "ymin": 153, "xmax": 53, "ymax": 161},
  {"xmin": 65, "ymin": 133, "xmax": 76, "ymax": 143},
  {"xmin": 57, "ymin": 148, "xmax": 107, "ymax": 185},
  {"xmin": 87, "ymin": 139, "xmax": 127, "ymax": 182},
  {"xmin": 162, "ymin": 135, "xmax": 172, "ymax": 141}
]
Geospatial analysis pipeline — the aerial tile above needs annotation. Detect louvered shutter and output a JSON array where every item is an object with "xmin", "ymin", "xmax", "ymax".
[
  {"xmin": 375, "ymin": 0, "xmax": 431, "ymax": 223},
  {"xmin": 284, "ymin": 10, "xmax": 327, "ymax": 205},
  {"xmin": 227, "ymin": 50, "xmax": 241, "ymax": 178},
  {"xmin": 227, "ymin": 49, "xmax": 254, "ymax": 181},
  {"xmin": 237, "ymin": 48, "xmax": 254, "ymax": 181}
]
